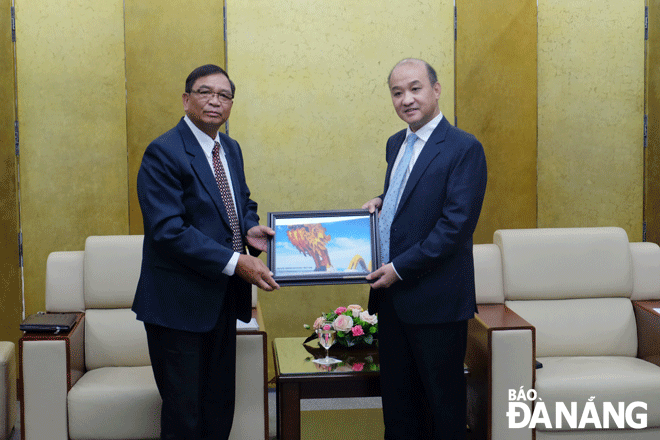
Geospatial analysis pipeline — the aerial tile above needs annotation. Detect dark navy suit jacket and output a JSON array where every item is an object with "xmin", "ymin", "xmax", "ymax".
[
  {"xmin": 132, "ymin": 118, "xmax": 258, "ymax": 332},
  {"xmin": 368, "ymin": 117, "xmax": 487, "ymax": 325}
]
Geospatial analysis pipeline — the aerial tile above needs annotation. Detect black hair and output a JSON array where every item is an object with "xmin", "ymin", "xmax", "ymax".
[{"xmin": 185, "ymin": 64, "xmax": 236, "ymax": 97}]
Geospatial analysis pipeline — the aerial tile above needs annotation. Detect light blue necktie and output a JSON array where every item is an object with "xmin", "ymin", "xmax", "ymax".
[{"xmin": 379, "ymin": 133, "xmax": 418, "ymax": 263}]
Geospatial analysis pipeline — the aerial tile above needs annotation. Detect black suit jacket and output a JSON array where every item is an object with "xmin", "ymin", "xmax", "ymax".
[
  {"xmin": 133, "ymin": 118, "xmax": 258, "ymax": 332},
  {"xmin": 369, "ymin": 117, "xmax": 487, "ymax": 324}
]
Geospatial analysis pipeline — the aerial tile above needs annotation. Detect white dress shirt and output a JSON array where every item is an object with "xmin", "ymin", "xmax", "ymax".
[{"xmin": 184, "ymin": 116, "xmax": 240, "ymax": 275}]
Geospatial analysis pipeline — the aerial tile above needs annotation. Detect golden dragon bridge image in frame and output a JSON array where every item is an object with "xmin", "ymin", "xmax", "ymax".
[{"xmin": 267, "ymin": 210, "xmax": 381, "ymax": 286}]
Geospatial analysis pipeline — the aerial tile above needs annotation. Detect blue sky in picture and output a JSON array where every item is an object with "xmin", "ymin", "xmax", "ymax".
[{"xmin": 274, "ymin": 215, "xmax": 372, "ymax": 276}]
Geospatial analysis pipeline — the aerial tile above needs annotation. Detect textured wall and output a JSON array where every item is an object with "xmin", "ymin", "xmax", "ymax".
[
  {"xmin": 647, "ymin": 0, "xmax": 660, "ymax": 245},
  {"xmin": 538, "ymin": 0, "xmax": 645, "ymax": 239},
  {"xmin": 227, "ymin": 0, "xmax": 455, "ymax": 378},
  {"xmin": 0, "ymin": 0, "xmax": 21, "ymax": 344},
  {"xmin": 456, "ymin": 0, "xmax": 538, "ymax": 244},
  {"xmin": 125, "ymin": 0, "xmax": 226, "ymax": 235},
  {"xmin": 16, "ymin": 0, "xmax": 129, "ymax": 315}
]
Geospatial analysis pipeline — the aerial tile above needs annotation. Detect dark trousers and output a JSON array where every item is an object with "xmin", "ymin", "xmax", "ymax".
[
  {"xmin": 144, "ymin": 307, "xmax": 237, "ymax": 440},
  {"xmin": 378, "ymin": 292, "xmax": 468, "ymax": 440}
]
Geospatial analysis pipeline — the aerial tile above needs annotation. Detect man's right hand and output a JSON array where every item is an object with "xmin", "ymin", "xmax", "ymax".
[
  {"xmin": 361, "ymin": 197, "xmax": 383, "ymax": 214},
  {"xmin": 235, "ymin": 254, "xmax": 280, "ymax": 291}
]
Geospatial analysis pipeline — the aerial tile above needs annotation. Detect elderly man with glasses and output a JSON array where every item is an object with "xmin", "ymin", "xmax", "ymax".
[{"xmin": 133, "ymin": 64, "xmax": 279, "ymax": 440}]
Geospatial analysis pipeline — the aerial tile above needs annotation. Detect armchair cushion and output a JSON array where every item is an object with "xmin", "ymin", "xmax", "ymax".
[
  {"xmin": 67, "ymin": 366, "xmax": 160, "ymax": 440},
  {"xmin": 506, "ymin": 298, "xmax": 637, "ymax": 358},
  {"xmin": 535, "ymin": 356, "xmax": 660, "ymax": 431},
  {"xmin": 85, "ymin": 309, "xmax": 150, "ymax": 370}
]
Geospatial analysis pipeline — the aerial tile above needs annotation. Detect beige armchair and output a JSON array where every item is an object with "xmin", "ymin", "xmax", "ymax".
[
  {"xmin": 468, "ymin": 227, "xmax": 660, "ymax": 440},
  {"xmin": 19, "ymin": 235, "xmax": 268, "ymax": 440},
  {"xmin": 0, "ymin": 342, "xmax": 16, "ymax": 440}
]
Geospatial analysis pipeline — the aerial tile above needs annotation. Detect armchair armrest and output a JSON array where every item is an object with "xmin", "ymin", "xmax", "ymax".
[
  {"xmin": 19, "ymin": 313, "xmax": 84, "ymax": 440},
  {"xmin": 633, "ymin": 300, "xmax": 660, "ymax": 367},
  {"xmin": 233, "ymin": 301, "xmax": 268, "ymax": 439},
  {"xmin": 466, "ymin": 304, "xmax": 535, "ymax": 440},
  {"xmin": 236, "ymin": 303, "xmax": 268, "ymax": 440}
]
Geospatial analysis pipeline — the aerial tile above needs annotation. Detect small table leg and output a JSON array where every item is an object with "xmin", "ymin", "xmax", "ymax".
[{"xmin": 277, "ymin": 382, "xmax": 301, "ymax": 440}]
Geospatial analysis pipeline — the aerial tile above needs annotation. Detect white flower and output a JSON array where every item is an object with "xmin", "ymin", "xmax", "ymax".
[
  {"xmin": 347, "ymin": 304, "xmax": 364, "ymax": 318},
  {"xmin": 359, "ymin": 311, "xmax": 378, "ymax": 325}
]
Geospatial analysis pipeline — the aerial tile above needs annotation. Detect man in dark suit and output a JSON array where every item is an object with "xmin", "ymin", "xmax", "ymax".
[
  {"xmin": 363, "ymin": 58, "xmax": 487, "ymax": 439},
  {"xmin": 132, "ymin": 64, "xmax": 279, "ymax": 440}
]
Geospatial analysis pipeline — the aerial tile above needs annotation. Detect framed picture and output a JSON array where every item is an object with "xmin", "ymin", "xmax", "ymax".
[{"xmin": 267, "ymin": 209, "xmax": 381, "ymax": 286}]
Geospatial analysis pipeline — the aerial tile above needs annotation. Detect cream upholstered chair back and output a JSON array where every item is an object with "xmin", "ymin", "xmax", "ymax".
[
  {"xmin": 46, "ymin": 235, "xmax": 149, "ymax": 370},
  {"xmin": 496, "ymin": 227, "xmax": 637, "ymax": 358},
  {"xmin": 82, "ymin": 236, "xmax": 149, "ymax": 370}
]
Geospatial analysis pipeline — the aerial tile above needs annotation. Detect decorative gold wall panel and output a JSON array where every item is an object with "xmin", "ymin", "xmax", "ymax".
[
  {"xmin": 125, "ymin": 0, "xmax": 226, "ymax": 234},
  {"xmin": 227, "ymin": 0, "xmax": 455, "ymax": 379},
  {"xmin": 15, "ymin": 0, "xmax": 128, "ymax": 315},
  {"xmin": 456, "ymin": 0, "xmax": 537, "ymax": 244},
  {"xmin": 538, "ymin": 0, "xmax": 645, "ymax": 239},
  {"xmin": 647, "ymin": 0, "xmax": 660, "ymax": 245},
  {"xmin": 0, "ymin": 0, "xmax": 22, "ymax": 344}
]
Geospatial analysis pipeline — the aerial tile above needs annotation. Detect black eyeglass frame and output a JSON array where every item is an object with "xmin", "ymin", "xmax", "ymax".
[{"xmin": 189, "ymin": 89, "xmax": 234, "ymax": 103}]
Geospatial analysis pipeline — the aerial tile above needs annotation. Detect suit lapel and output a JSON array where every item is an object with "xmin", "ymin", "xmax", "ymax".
[
  {"xmin": 395, "ymin": 117, "xmax": 449, "ymax": 218},
  {"xmin": 178, "ymin": 120, "xmax": 235, "ymax": 232}
]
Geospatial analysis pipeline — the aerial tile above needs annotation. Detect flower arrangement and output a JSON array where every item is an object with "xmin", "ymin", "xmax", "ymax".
[{"xmin": 305, "ymin": 304, "xmax": 378, "ymax": 348}]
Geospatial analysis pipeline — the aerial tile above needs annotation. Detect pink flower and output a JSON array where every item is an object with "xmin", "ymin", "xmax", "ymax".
[
  {"xmin": 335, "ymin": 306, "xmax": 347, "ymax": 315},
  {"xmin": 333, "ymin": 315, "xmax": 354, "ymax": 332},
  {"xmin": 352, "ymin": 363, "xmax": 365, "ymax": 372},
  {"xmin": 313, "ymin": 316, "xmax": 325, "ymax": 330},
  {"xmin": 322, "ymin": 324, "xmax": 332, "ymax": 331},
  {"xmin": 351, "ymin": 325, "xmax": 364, "ymax": 337}
]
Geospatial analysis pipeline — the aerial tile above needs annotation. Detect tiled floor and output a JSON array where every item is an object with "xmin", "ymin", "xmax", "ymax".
[
  {"xmin": 10, "ymin": 391, "xmax": 382, "ymax": 440},
  {"xmin": 269, "ymin": 389, "xmax": 382, "ymax": 439}
]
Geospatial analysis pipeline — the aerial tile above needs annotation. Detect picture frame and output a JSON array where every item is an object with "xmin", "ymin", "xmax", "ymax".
[{"xmin": 267, "ymin": 209, "xmax": 381, "ymax": 286}]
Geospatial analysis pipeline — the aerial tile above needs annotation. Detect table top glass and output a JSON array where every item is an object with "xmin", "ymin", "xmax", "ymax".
[{"xmin": 273, "ymin": 337, "xmax": 380, "ymax": 376}]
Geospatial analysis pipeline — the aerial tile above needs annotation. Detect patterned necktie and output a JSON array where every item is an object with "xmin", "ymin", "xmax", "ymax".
[
  {"xmin": 212, "ymin": 142, "xmax": 244, "ymax": 252},
  {"xmin": 379, "ymin": 133, "xmax": 418, "ymax": 263}
]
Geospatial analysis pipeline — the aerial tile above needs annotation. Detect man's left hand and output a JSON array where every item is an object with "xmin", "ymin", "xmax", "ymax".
[
  {"xmin": 366, "ymin": 263, "xmax": 399, "ymax": 289},
  {"xmin": 246, "ymin": 225, "xmax": 275, "ymax": 252}
]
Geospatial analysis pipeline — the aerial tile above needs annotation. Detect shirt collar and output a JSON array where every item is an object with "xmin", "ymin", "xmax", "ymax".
[
  {"xmin": 406, "ymin": 111, "xmax": 444, "ymax": 144},
  {"xmin": 183, "ymin": 115, "xmax": 220, "ymax": 158}
]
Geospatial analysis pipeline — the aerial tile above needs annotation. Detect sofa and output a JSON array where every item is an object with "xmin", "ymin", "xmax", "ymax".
[
  {"xmin": 467, "ymin": 227, "xmax": 660, "ymax": 440},
  {"xmin": 18, "ymin": 235, "xmax": 268, "ymax": 440}
]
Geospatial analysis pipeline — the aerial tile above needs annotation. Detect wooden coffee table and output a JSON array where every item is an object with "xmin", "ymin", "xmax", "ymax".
[{"xmin": 273, "ymin": 337, "xmax": 381, "ymax": 440}]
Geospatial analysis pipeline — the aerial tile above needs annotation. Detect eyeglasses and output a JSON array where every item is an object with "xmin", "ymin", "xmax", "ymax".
[{"xmin": 190, "ymin": 89, "xmax": 234, "ymax": 104}]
